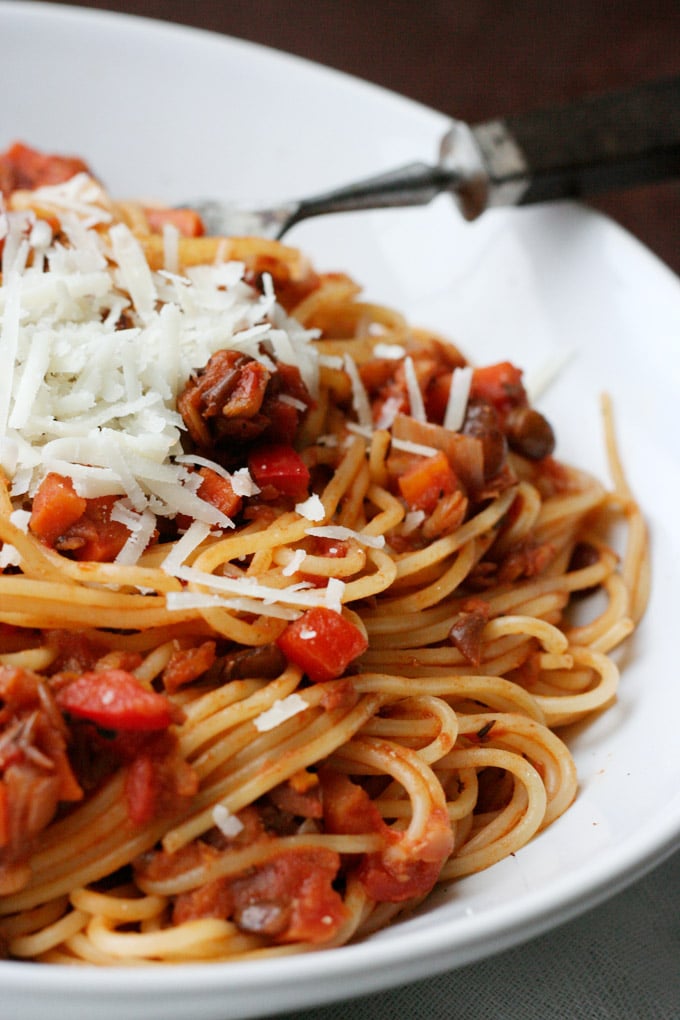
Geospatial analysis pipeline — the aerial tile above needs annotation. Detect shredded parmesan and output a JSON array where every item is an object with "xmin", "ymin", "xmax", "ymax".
[
  {"xmin": 403, "ymin": 356, "xmax": 426, "ymax": 422},
  {"xmin": 0, "ymin": 543, "xmax": 20, "ymax": 568},
  {"xmin": 307, "ymin": 525, "xmax": 385, "ymax": 549},
  {"xmin": 343, "ymin": 353, "xmax": 372, "ymax": 428},
  {"xmin": 165, "ymin": 590, "xmax": 300, "ymax": 619},
  {"xmin": 375, "ymin": 395, "xmax": 401, "ymax": 430},
  {"xmin": 254, "ymin": 693, "xmax": 308, "ymax": 732},
  {"xmin": 295, "ymin": 493, "xmax": 325, "ymax": 522},
  {"xmin": 391, "ymin": 437, "xmax": 439, "ymax": 457},
  {"xmin": 111, "ymin": 503, "xmax": 158, "ymax": 566},
  {"xmin": 229, "ymin": 467, "xmax": 260, "ymax": 497},
  {"xmin": 282, "ymin": 548, "xmax": 308, "ymax": 576},
  {"xmin": 324, "ymin": 577, "xmax": 346, "ymax": 613},
  {"xmin": 160, "ymin": 520, "xmax": 212, "ymax": 575},
  {"xmin": 372, "ymin": 342, "xmax": 405, "ymax": 359},
  {"xmin": 402, "ymin": 509, "xmax": 426, "ymax": 534},
  {"xmin": 212, "ymin": 804, "xmax": 244, "ymax": 838},
  {"xmin": 443, "ymin": 366, "xmax": 473, "ymax": 432},
  {"xmin": 9, "ymin": 508, "xmax": 31, "ymax": 532},
  {"xmin": 0, "ymin": 179, "xmax": 320, "ymax": 523},
  {"xmin": 278, "ymin": 393, "xmax": 308, "ymax": 412},
  {"xmin": 171, "ymin": 563, "xmax": 338, "ymax": 614}
]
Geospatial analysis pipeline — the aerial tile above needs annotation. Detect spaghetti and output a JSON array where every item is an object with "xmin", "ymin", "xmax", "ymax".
[{"xmin": 0, "ymin": 145, "xmax": 648, "ymax": 964}]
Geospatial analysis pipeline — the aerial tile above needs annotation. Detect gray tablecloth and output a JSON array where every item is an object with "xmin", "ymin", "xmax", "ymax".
[{"xmin": 268, "ymin": 848, "xmax": 679, "ymax": 1019}]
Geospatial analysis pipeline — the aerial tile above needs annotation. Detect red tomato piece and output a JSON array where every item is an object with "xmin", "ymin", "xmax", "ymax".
[
  {"xmin": 232, "ymin": 847, "xmax": 346, "ymax": 943},
  {"xmin": 248, "ymin": 444, "xmax": 310, "ymax": 501},
  {"xmin": 320, "ymin": 771, "xmax": 452, "ymax": 903},
  {"xmin": 469, "ymin": 362, "xmax": 527, "ymax": 416},
  {"xmin": 196, "ymin": 467, "xmax": 243, "ymax": 520},
  {"xmin": 276, "ymin": 607, "xmax": 368, "ymax": 682},
  {"xmin": 0, "ymin": 142, "xmax": 90, "ymax": 196},
  {"xmin": 56, "ymin": 669, "xmax": 179, "ymax": 731}
]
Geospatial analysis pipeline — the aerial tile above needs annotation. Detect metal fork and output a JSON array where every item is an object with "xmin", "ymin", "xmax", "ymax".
[{"xmin": 185, "ymin": 77, "xmax": 679, "ymax": 240}]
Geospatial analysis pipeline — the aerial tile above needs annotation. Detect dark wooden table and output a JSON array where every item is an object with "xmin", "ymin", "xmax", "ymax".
[{"xmin": 42, "ymin": 0, "xmax": 680, "ymax": 274}]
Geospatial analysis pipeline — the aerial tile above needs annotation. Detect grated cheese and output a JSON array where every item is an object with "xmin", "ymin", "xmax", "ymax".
[
  {"xmin": 375, "ymin": 395, "xmax": 401, "ymax": 430},
  {"xmin": 324, "ymin": 577, "xmax": 346, "ymax": 613},
  {"xmin": 278, "ymin": 393, "xmax": 308, "ymax": 412},
  {"xmin": 343, "ymin": 353, "xmax": 372, "ymax": 428},
  {"xmin": 254, "ymin": 693, "xmax": 308, "ymax": 732},
  {"xmin": 212, "ymin": 803, "xmax": 244, "ymax": 838},
  {"xmin": 0, "ymin": 543, "xmax": 20, "ymax": 569},
  {"xmin": 282, "ymin": 548, "xmax": 307, "ymax": 576},
  {"xmin": 391, "ymin": 437, "xmax": 439, "ymax": 458},
  {"xmin": 9, "ymin": 509, "xmax": 31, "ymax": 532},
  {"xmin": 443, "ymin": 366, "xmax": 473, "ymax": 432},
  {"xmin": 0, "ymin": 179, "xmax": 320, "ymax": 524},
  {"xmin": 402, "ymin": 509, "xmax": 426, "ymax": 534},
  {"xmin": 372, "ymin": 342, "xmax": 405, "ymax": 359},
  {"xmin": 165, "ymin": 590, "xmax": 300, "ymax": 619},
  {"xmin": 306, "ymin": 525, "xmax": 385, "ymax": 549},
  {"xmin": 229, "ymin": 467, "xmax": 260, "ymax": 497},
  {"xmin": 403, "ymin": 356, "xmax": 426, "ymax": 422},
  {"xmin": 111, "ymin": 502, "xmax": 158, "ymax": 566},
  {"xmin": 160, "ymin": 520, "xmax": 211, "ymax": 575},
  {"xmin": 172, "ymin": 564, "xmax": 337, "ymax": 614},
  {"xmin": 295, "ymin": 493, "xmax": 325, "ymax": 522}
]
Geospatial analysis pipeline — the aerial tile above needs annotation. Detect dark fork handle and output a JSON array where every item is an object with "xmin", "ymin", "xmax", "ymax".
[{"xmin": 468, "ymin": 76, "xmax": 680, "ymax": 211}]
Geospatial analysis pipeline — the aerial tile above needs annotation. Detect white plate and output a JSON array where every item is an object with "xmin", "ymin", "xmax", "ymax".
[{"xmin": 2, "ymin": 4, "xmax": 680, "ymax": 1019}]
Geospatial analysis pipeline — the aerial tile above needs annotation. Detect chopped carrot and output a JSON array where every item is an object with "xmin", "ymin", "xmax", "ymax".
[
  {"xmin": 397, "ymin": 450, "xmax": 459, "ymax": 513},
  {"xmin": 29, "ymin": 473, "xmax": 87, "ymax": 546}
]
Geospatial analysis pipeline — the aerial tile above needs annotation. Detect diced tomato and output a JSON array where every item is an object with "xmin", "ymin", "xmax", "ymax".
[
  {"xmin": 247, "ymin": 443, "xmax": 310, "ymax": 501},
  {"xmin": 309, "ymin": 535, "xmax": 348, "ymax": 558},
  {"xmin": 276, "ymin": 607, "xmax": 367, "ymax": 683},
  {"xmin": 229, "ymin": 847, "xmax": 347, "ymax": 943},
  {"xmin": 142, "ymin": 206, "xmax": 205, "ymax": 237},
  {"xmin": 470, "ymin": 362, "xmax": 527, "ymax": 417},
  {"xmin": 0, "ymin": 142, "xmax": 90, "ymax": 196},
  {"xmin": 196, "ymin": 467, "xmax": 243, "ymax": 520},
  {"xmin": 124, "ymin": 754, "xmax": 157, "ymax": 826},
  {"xmin": 320, "ymin": 770, "xmax": 452, "ymax": 903},
  {"xmin": 171, "ymin": 844, "xmax": 346, "ymax": 942},
  {"xmin": 29, "ymin": 473, "xmax": 87, "ymax": 546},
  {"xmin": 56, "ymin": 669, "xmax": 180, "ymax": 731},
  {"xmin": 397, "ymin": 449, "xmax": 459, "ymax": 513},
  {"xmin": 320, "ymin": 768, "xmax": 388, "ymax": 839},
  {"xmin": 356, "ymin": 810, "xmax": 452, "ymax": 903},
  {"xmin": 123, "ymin": 746, "xmax": 198, "ymax": 826},
  {"xmin": 261, "ymin": 398, "xmax": 301, "ymax": 447}
]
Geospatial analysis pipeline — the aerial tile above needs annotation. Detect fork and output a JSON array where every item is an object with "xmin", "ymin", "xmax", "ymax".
[{"xmin": 185, "ymin": 76, "xmax": 679, "ymax": 240}]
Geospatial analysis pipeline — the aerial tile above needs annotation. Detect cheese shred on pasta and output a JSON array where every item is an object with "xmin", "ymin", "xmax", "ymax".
[{"xmin": 0, "ymin": 151, "xmax": 648, "ymax": 965}]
